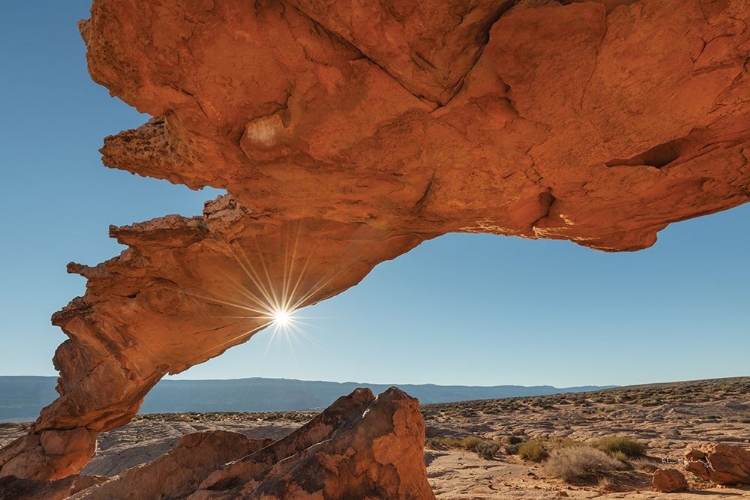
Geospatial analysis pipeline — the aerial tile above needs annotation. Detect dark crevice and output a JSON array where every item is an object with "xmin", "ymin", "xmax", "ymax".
[
  {"xmin": 559, "ymin": 0, "xmax": 640, "ymax": 14},
  {"xmin": 531, "ymin": 188, "xmax": 556, "ymax": 228},
  {"xmin": 411, "ymin": 51, "xmax": 437, "ymax": 72},
  {"xmin": 605, "ymin": 139, "xmax": 687, "ymax": 168},
  {"xmin": 414, "ymin": 172, "xmax": 436, "ymax": 209},
  {"xmin": 475, "ymin": 0, "xmax": 520, "ymax": 47},
  {"xmin": 445, "ymin": 0, "xmax": 519, "ymax": 104}
]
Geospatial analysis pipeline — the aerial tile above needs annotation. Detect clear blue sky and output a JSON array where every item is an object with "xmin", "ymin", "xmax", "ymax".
[{"xmin": 1, "ymin": 2, "xmax": 748, "ymax": 388}]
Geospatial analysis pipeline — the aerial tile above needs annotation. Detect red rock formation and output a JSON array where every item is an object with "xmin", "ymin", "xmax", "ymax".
[
  {"xmin": 8, "ymin": 388, "xmax": 433, "ymax": 500},
  {"xmin": 0, "ymin": 474, "xmax": 105, "ymax": 500},
  {"xmin": 652, "ymin": 468, "xmax": 689, "ymax": 493},
  {"xmin": 685, "ymin": 443, "xmax": 750, "ymax": 486},
  {"xmin": 190, "ymin": 387, "xmax": 434, "ymax": 500},
  {"xmin": 2, "ymin": 0, "xmax": 750, "ymax": 481},
  {"xmin": 72, "ymin": 431, "xmax": 274, "ymax": 499}
]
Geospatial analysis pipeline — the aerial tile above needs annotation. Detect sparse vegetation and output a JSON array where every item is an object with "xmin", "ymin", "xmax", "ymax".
[
  {"xmin": 518, "ymin": 438, "xmax": 548, "ymax": 462},
  {"xmin": 543, "ymin": 445, "xmax": 627, "ymax": 483},
  {"xmin": 474, "ymin": 440, "xmax": 500, "ymax": 460},
  {"xmin": 133, "ymin": 410, "xmax": 318, "ymax": 424},
  {"xmin": 592, "ymin": 436, "xmax": 646, "ymax": 458},
  {"xmin": 425, "ymin": 436, "xmax": 502, "ymax": 460}
]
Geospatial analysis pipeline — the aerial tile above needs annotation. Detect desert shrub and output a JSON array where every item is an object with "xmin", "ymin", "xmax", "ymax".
[
  {"xmin": 543, "ymin": 446, "xmax": 627, "ymax": 482},
  {"xmin": 518, "ymin": 439, "xmax": 548, "ymax": 462},
  {"xmin": 504, "ymin": 443, "xmax": 521, "ymax": 455},
  {"xmin": 425, "ymin": 436, "xmax": 499, "ymax": 459},
  {"xmin": 426, "ymin": 436, "xmax": 474, "ymax": 450},
  {"xmin": 610, "ymin": 451, "xmax": 630, "ymax": 462},
  {"xmin": 547, "ymin": 437, "xmax": 582, "ymax": 450},
  {"xmin": 504, "ymin": 435, "xmax": 523, "ymax": 445},
  {"xmin": 475, "ymin": 441, "xmax": 500, "ymax": 460},
  {"xmin": 461, "ymin": 437, "xmax": 483, "ymax": 450},
  {"xmin": 592, "ymin": 436, "xmax": 645, "ymax": 458}
]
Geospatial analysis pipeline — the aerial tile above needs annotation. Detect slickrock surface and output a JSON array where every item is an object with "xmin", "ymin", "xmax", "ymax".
[
  {"xmin": 0, "ymin": 475, "xmax": 105, "ymax": 500},
  {"xmin": 70, "ymin": 431, "xmax": 274, "ymax": 499},
  {"xmin": 2, "ymin": 0, "xmax": 750, "ymax": 481}
]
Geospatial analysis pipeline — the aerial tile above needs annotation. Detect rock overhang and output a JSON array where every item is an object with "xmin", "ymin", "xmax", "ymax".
[{"xmin": 1, "ymin": 0, "xmax": 749, "ymax": 481}]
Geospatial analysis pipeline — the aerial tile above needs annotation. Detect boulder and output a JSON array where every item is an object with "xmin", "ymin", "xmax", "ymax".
[
  {"xmin": 685, "ymin": 443, "xmax": 750, "ymax": 486},
  {"xmin": 652, "ymin": 468, "xmax": 688, "ymax": 493},
  {"xmin": 191, "ymin": 387, "xmax": 434, "ymax": 499}
]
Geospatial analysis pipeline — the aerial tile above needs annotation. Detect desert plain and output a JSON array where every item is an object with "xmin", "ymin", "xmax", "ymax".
[{"xmin": 2, "ymin": 377, "xmax": 748, "ymax": 499}]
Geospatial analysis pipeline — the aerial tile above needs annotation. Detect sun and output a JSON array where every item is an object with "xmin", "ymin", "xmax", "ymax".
[{"xmin": 272, "ymin": 308, "xmax": 293, "ymax": 327}]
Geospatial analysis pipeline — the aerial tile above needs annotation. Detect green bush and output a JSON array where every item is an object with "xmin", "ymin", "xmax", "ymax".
[
  {"xmin": 592, "ymin": 436, "xmax": 646, "ymax": 458},
  {"xmin": 518, "ymin": 439, "xmax": 548, "ymax": 462}
]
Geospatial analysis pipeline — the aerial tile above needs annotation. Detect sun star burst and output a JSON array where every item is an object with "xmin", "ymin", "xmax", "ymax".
[{"xmin": 272, "ymin": 308, "xmax": 293, "ymax": 327}]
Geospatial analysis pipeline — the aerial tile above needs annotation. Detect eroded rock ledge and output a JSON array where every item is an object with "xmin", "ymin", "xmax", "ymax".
[
  {"xmin": 2, "ymin": 0, "xmax": 750, "ymax": 482},
  {"xmin": 1, "ymin": 388, "xmax": 434, "ymax": 500}
]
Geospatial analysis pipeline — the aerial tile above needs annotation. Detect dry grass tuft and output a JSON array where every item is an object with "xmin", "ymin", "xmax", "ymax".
[
  {"xmin": 518, "ymin": 439, "xmax": 548, "ymax": 462},
  {"xmin": 543, "ymin": 445, "xmax": 627, "ymax": 483},
  {"xmin": 591, "ymin": 435, "xmax": 646, "ymax": 458},
  {"xmin": 425, "ymin": 436, "xmax": 501, "ymax": 459}
]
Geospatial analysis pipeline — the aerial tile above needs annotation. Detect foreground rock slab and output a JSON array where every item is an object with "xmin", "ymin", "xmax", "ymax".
[
  {"xmin": 2, "ymin": 0, "xmax": 750, "ymax": 480},
  {"xmin": 39, "ymin": 388, "xmax": 432, "ymax": 500},
  {"xmin": 71, "ymin": 430, "xmax": 273, "ymax": 499},
  {"xmin": 685, "ymin": 443, "xmax": 750, "ymax": 486},
  {"xmin": 0, "ymin": 475, "xmax": 105, "ymax": 500}
]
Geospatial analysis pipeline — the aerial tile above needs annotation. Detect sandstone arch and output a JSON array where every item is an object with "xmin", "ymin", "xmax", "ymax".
[{"xmin": 2, "ymin": 0, "xmax": 749, "ymax": 480}]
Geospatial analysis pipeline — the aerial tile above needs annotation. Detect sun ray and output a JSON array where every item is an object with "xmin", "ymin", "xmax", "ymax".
[{"xmin": 180, "ymin": 224, "xmax": 405, "ymax": 370}]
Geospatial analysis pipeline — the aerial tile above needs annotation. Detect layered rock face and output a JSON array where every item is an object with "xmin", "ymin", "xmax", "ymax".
[
  {"xmin": 1, "ymin": 0, "xmax": 750, "ymax": 482},
  {"xmin": 685, "ymin": 443, "xmax": 750, "ymax": 486}
]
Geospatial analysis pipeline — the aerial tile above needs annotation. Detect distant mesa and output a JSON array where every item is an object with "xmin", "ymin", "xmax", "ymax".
[
  {"xmin": 3, "ymin": 0, "xmax": 750, "ymax": 482},
  {"xmin": 0, "ymin": 376, "xmax": 611, "ymax": 422}
]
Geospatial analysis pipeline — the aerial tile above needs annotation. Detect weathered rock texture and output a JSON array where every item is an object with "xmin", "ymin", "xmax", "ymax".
[
  {"xmin": 651, "ymin": 468, "xmax": 689, "ymax": 493},
  {"xmin": 70, "ymin": 431, "xmax": 273, "ymax": 500},
  {"xmin": 2, "ymin": 0, "xmax": 750, "ymax": 482},
  {"xmin": 14, "ymin": 388, "xmax": 432, "ymax": 500},
  {"xmin": 685, "ymin": 443, "xmax": 750, "ymax": 486},
  {"xmin": 0, "ymin": 474, "xmax": 105, "ymax": 500},
  {"xmin": 190, "ymin": 387, "xmax": 434, "ymax": 499}
]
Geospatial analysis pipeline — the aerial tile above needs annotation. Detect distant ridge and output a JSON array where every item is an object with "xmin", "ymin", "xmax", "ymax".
[
  {"xmin": 0, "ymin": 376, "xmax": 59, "ymax": 422},
  {"xmin": 140, "ymin": 378, "xmax": 613, "ymax": 413},
  {"xmin": 0, "ymin": 376, "xmax": 612, "ymax": 421}
]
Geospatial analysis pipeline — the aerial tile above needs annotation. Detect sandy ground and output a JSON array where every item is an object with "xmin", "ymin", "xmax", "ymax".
[{"xmin": 1, "ymin": 378, "xmax": 748, "ymax": 498}]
